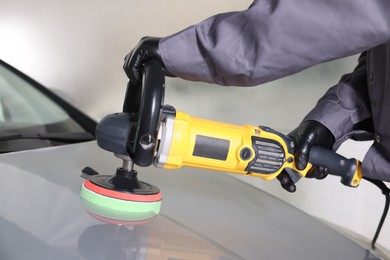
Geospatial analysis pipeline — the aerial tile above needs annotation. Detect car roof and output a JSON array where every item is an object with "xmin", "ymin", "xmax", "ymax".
[{"xmin": 0, "ymin": 141, "xmax": 380, "ymax": 259}]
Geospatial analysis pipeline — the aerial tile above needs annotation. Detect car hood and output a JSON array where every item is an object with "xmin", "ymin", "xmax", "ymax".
[{"xmin": 0, "ymin": 141, "xmax": 379, "ymax": 259}]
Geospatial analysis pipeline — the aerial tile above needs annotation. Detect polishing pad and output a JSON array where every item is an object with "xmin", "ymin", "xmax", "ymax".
[{"xmin": 80, "ymin": 175, "xmax": 162, "ymax": 225}]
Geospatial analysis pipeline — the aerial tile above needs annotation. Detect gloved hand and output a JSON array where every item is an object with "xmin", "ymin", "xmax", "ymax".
[
  {"xmin": 123, "ymin": 37, "xmax": 173, "ymax": 86},
  {"xmin": 277, "ymin": 120, "xmax": 335, "ymax": 192}
]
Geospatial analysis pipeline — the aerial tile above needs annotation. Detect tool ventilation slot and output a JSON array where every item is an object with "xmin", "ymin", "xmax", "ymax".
[{"xmin": 246, "ymin": 137, "xmax": 285, "ymax": 174}]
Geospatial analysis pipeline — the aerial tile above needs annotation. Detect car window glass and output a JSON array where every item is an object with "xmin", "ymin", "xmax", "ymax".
[
  {"xmin": 0, "ymin": 64, "xmax": 84, "ymax": 135},
  {"xmin": 0, "ymin": 66, "xmax": 69, "ymax": 124}
]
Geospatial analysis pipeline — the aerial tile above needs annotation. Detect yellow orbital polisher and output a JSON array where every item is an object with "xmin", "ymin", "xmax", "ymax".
[{"xmin": 80, "ymin": 60, "xmax": 362, "ymax": 223}]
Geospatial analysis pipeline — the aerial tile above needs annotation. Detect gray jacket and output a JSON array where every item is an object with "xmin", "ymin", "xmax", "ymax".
[{"xmin": 159, "ymin": 0, "xmax": 390, "ymax": 181}]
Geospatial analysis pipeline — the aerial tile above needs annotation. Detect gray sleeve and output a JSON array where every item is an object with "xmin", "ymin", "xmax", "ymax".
[
  {"xmin": 159, "ymin": 0, "xmax": 390, "ymax": 86},
  {"xmin": 302, "ymin": 54, "xmax": 390, "ymax": 181},
  {"xmin": 303, "ymin": 53, "xmax": 371, "ymax": 144},
  {"xmin": 362, "ymin": 146, "xmax": 390, "ymax": 182},
  {"xmin": 307, "ymin": 78, "xmax": 390, "ymax": 181}
]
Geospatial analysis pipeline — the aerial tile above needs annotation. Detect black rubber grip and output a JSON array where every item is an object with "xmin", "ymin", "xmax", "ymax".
[
  {"xmin": 309, "ymin": 146, "xmax": 360, "ymax": 187},
  {"xmin": 133, "ymin": 60, "xmax": 165, "ymax": 167}
]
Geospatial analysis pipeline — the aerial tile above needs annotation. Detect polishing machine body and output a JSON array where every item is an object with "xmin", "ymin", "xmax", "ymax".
[
  {"xmin": 94, "ymin": 60, "xmax": 362, "ymax": 191},
  {"xmin": 154, "ymin": 106, "xmax": 362, "ymax": 187}
]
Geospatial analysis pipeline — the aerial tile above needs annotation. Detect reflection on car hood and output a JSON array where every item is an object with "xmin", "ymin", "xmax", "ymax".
[{"xmin": 0, "ymin": 141, "xmax": 379, "ymax": 259}]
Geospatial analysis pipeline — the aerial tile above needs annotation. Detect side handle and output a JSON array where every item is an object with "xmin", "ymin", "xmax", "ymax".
[
  {"xmin": 133, "ymin": 60, "xmax": 165, "ymax": 166},
  {"xmin": 309, "ymin": 146, "xmax": 362, "ymax": 187}
]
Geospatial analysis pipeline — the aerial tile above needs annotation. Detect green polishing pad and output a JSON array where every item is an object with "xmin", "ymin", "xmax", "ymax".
[{"xmin": 80, "ymin": 178, "xmax": 162, "ymax": 225}]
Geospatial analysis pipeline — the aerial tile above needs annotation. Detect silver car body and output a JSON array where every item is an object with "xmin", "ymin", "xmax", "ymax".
[{"xmin": 0, "ymin": 141, "xmax": 380, "ymax": 259}]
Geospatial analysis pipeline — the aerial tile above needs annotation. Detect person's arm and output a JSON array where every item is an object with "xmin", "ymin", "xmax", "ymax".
[
  {"xmin": 278, "ymin": 53, "xmax": 376, "ymax": 190},
  {"xmin": 303, "ymin": 52, "xmax": 390, "ymax": 182},
  {"xmin": 303, "ymin": 71, "xmax": 390, "ymax": 182},
  {"xmin": 295, "ymin": 53, "xmax": 390, "ymax": 182},
  {"xmin": 159, "ymin": 0, "xmax": 390, "ymax": 86},
  {"xmin": 303, "ymin": 53, "xmax": 372, "ymax": 148}
]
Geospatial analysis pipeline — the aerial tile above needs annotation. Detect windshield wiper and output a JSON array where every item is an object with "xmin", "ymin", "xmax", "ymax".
[{"xmin": 0, "ymin": 132, "xmax": 95, "ymax": 143}]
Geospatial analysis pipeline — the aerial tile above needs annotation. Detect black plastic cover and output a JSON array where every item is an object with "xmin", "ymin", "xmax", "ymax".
[{"xmin": 95, "ymin": 113, "xmax": 135, "ymax": 156}]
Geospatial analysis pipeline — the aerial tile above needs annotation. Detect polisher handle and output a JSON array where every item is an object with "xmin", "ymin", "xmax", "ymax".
[
  {"xmin": 125, "ymin": 60, "xmax": 165, "ymax": 166},
  {"xmin": 309, "ymin": 146, "xmax": 362, "ymax": 187}
]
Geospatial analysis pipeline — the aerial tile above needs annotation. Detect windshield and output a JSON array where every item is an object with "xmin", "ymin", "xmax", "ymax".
[{"xmin": 0, "ymin": 62, "xmax": 94, "ymax": 152}]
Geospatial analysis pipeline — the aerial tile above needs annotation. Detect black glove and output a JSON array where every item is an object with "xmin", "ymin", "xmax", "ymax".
[
  {"xmin": 277, "ymin": 120, "xmax": 335, "ymax": 192},
  {"xmin": 123, "ymin": 37, "xmax": 173, "ymax": 85}
]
